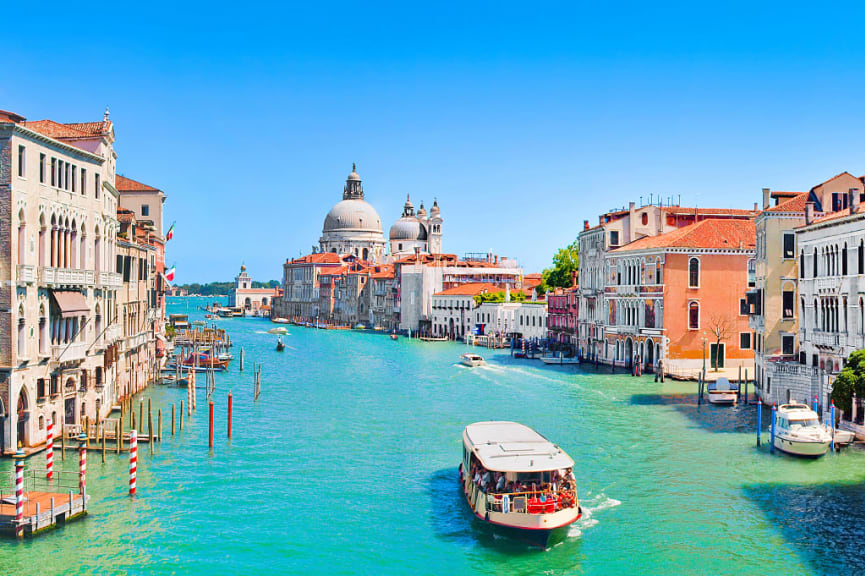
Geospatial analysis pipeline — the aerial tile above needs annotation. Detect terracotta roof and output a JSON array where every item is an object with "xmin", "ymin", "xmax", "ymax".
[
  {"xmin": 433, "ymin": 282, "xmax": 501, "ymax": 296},
  {"xmin": 319, "ymin": 265, "xmax": 350, "ymax": 276},
  {"xmin": 22, "ymin": 119, "xmax": 112, "ymax": 140},
  {"xmin": 117, "ymin": 208, "xmax": 135, "ymax": 223},
  {"xmin": 612, "ymin": 218, "xmax": 756, "ymax": 252},
  {"xmin": 764, "ymin": 192, "xmax": 810, "ymax": 214},
  {"xmin": 810, "ymin": 171, "xmax": 860, "ymax": 192},
  {"xmin": 662, "ymin": 207, "xmax": 758, "ymax": 217},
  {"xmin": 804, "ymin": 203, "xmax": 865, "ymax": 227},
  {"xmin": 289, "ymin": 253, "xmax": 344, "ymax": 265},
  {"xmin": 770, "ymin": 191, "xmax": 803, "ymax": 200},
  {"xmin": 116, "ymin": 175, "xmax": 161, "ymax": 192}
]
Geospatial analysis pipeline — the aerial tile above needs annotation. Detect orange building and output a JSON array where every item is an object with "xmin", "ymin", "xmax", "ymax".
[{"xmin": 605, "ymin": 219, "xmax": 756, "ymax": 376}]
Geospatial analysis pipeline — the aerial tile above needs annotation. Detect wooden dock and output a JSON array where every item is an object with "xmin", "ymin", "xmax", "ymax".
[{"xmin": 0, "ymin": 470, "xmax": 88, "ymax": 537}]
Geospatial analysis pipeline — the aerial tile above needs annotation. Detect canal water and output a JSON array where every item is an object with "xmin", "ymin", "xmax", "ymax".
[{"xmin": 2, "ymin": 296, "xmax": 865, "ymax": 575}]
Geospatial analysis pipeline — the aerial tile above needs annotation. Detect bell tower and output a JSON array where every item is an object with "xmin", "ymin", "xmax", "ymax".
[{"xmin": 428, "ymin": 198, "xmax": 443, "ymax": 253}]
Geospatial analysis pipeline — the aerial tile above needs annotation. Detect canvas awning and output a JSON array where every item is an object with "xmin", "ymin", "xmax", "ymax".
[{"xmin": 51, "ymin": 290, "xmax": 89, "ymax": 318}]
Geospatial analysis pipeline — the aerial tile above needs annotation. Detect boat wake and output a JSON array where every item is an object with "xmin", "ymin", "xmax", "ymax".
[{"xmin": 566, "ymin": 492, "xmax": 621, "ymax": 538}]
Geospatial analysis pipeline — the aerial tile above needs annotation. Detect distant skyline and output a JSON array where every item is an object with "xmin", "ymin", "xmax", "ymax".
[{"xmin": 5, "ymin": 1, "xmax": 865, "ymax": 282}]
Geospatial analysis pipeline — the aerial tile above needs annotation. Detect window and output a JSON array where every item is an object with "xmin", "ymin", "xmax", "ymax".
[
  {"xmin": 747, "ymin": 258, "xmax": 756, "ymax": 288},
  {"xmin": 17, "ymin": 145, "xmax": 25, "ymax": 177},
  {"xmin": 51, "ymin": 158, "xmax": 57, "ymax": 186},
  {"xmin": 739, "ymin": 298, "xmax": 749, "ymax": 316},
  {"xmin": 39, "ymin": 153, "xmax": 46, "ymax": 183},
  {"xmin": 81, "ymin": 169, "xmax": 87, "ymax": 196},
  {"xmin": 782, "ymin": 289, "xmax": 794, "ymax": 319},
  {"xmin": 141, "ymin": 204, "xmax": 150, "ymax": 217},
  {"xmin": 800, "ymin": 250, "xmax": 805, "ymax": 279},
  {"xmin": 95, "ymin": 173, "xmax": 101, "ymax": 198},
  {"xmin": 859, "ymin": 240, "xmax": 864, "ymax": 275},
  {"xmin": 688, "ymin": 301, "xmax": 699, "ymax": 330},
  {"xmin": 833, "ymin": 192, "xmax": 848, "ymax": 212},
  {"xmin": 656, "ymin": 262, "xmax": 663, "ymax": 285},
  {"xmin": 688, "ymin": 257, "xmax": 700, "ymax": 288},
  {"xmin": 813, "ymin": 247, "xmax": 818, "ymax": 277},
  {"xmin": 782, "ymin": 334, "xmax": 794, "ymax": 356},
  {"xmin": 782, "ymin": 233, "xmax": 794, "ymax": 259},
  {"xmin": 740, "ymin": 333, "xmax": 751, "ymax": 350},
  {"xmin": 609, "ymin": 230, "xmax": 619, "ymax": 247},
  {"xmin": 641, "ymin": 213, "xmax": 648, "ymax": 226},
  {"xmin": 71, "ymin": 165, "xmax": 77, "ymax": 192}
]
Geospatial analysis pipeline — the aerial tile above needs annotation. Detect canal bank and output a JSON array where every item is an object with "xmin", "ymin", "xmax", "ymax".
[{"xmin": 0, "ymin": 296, "xmax": 863, "ymax": 575}]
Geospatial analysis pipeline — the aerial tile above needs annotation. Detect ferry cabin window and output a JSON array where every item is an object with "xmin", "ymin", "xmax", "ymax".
[{"xmin": 782, "ymin": 233, "xmax": 795, "ymax": 259}]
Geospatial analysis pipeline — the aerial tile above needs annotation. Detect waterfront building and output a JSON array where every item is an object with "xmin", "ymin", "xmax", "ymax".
[
  {"xmin": 749, "ymin": 172, "xmax": 865, "ymax": 405},
  {"xmin": 474, "ymin": 299, "xmax": 548, "ymax": 341},
  {"xmin": 606, "ymin": 218, "xmax": 756, "ymax": 375},
  {"xmin": 168, "ymin": 286, "xmax": 188, "ymax": 297},
  {"xmin": 431, "ymin": 282, "xmax": 497, "ymax": 339},
  {"xmin": 274, "ymin": 252, "xmax": 346, "ymax": 320},
  {"xmin": 0, "ymin": 109, "xmax": 124, "ymax": 452},
  {"xmin": 577, "ymin": 202, "xmax": 758, "ymax": 365},
  {"xmin": 547, "ymin": 281, "xmax": 578, "ymax": 348},
  {"xmin": 394, "ymin": 253, "xmax": 524, "ymax": 332},
  {"xmin": 360, "ymin": 264, "xmax": 395, "ymax": 329},
  {"xmin": 319, "ymin": 165, "xmax": 387, "ymax": 261},
  {"xmin": 231, "ymin": 264, "xmax": 279, "ymax": 316},
  {"xmin": 116, "ymin": 175, "xmax": 166, "ymax": 236},
  {"xmin": 389, "ymin": 196, "xmax": 443, "ymax": 258}
]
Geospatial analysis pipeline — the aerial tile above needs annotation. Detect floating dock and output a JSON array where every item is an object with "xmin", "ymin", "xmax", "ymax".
[{"xmin": 0, "ymin": 470, "xmax": 88, "ymax": 537}]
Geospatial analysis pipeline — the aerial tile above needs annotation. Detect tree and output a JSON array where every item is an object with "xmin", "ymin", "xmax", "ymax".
[
  {"xmin": 831, "ymin": 350, "xmax": 865, "ymax": 416},
  {"xmin": 706, "ymin": 313, "xmax": 732, "ymax": 372},
  {"xmin": 539, "ymin": 239, "xmax": 579, "ymax": 293}
]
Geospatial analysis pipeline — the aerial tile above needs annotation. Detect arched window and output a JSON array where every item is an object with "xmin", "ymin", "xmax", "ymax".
[
  {"xmin": 800, "ymin": 250, "xmax": 805, "ymax": 279},
  {"xmin": 859, "ymin": 240, "xmax": 864, "ymax": 275},
  {"xmin": 688, "ymin": 301, "xmax": 700, "ymax": 330},
  {"xmin": 813, "ymin": 247, "xmax": 818, "ymax": 278},
  {"xmin": 688, "ymin": 258, "xmax": 700, "ymax": 288},
  {"xmin": 843, "ymin": 243, "xmax": 848, "ymax": 276},
  {"xmin": 641, "ymin": 212, "xmax": 648, "ymax": 226}
]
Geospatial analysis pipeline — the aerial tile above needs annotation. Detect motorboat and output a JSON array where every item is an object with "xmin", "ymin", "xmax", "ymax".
[
  {"xmin": 707, "ymin": 378, "xmax": 738, "ymax": 405},
  {"xmin": 773, "ymin": 403, "xmax": 832, "ymax": 458},
  {"xmin": 460, "ymin": 421, "xmax": 582, "ymax": 548},
  {"xmin": 267, "ymin": 327, "xmax": 289, "ymax": 335},
  {"xmin": 390, "ymin": 334, "xmax": 398, "ymax": 341},
  {"xmin": 272, "ymin": 318, "xmax": 290, "ymax": 324},
  {"xmin": 461, "ymin": 353, "xmax": 485, "ymax": 367},
  {"xmin": 540, "ymin": 352, "xmax": 580, "ymax": 365}
]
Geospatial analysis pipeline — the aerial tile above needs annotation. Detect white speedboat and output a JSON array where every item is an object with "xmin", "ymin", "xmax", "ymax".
[
  {"xmin": 773, "ymin": 403, "xmax": 832, "ymax": 458},
  {"xmin": 272, "ymin": 318, "xmax": 290, "ymax": 324},
  {"xmin": 825, "ymin": 424, "xmax": 855, "ymax": 448},
  {"xmin": 461, "ymin": 353, "xmax": 485, "ymax": 367},
  {"xmin": 707, "ymin": 377, "xmax": 738, "ymax": 405},
  {"xmin": 540, "ymin": 353, "xmax": 580, "ymax": 365},
  {"xmin": 267, "ymin": 327, "xmax": 289, "ymax": 335},
  {"xmin": 460, "ymin": 421, "xmax": 582, "ymax": 548}
]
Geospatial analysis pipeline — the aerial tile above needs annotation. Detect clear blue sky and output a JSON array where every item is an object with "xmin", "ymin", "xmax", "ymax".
[{"xmin": 5, "ymin": 1, "xmax": 865, "ymax": 283}]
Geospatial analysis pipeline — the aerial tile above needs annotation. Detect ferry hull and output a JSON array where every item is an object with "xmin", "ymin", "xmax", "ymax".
[{"xmin": 708, "ymin": 392, "xmax": 737, "ymax": 405}]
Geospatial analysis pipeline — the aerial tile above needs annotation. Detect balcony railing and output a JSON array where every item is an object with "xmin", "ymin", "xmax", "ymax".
[
  {"xmin": 39, "ymin": 267, "xmax": 96, "ymax": 287},
  {"xmin": 52, "ymin": 341, "xmax": 87, "ymax": 362},
  {"xmin": 17, "ymin": 264, "xmax": 36, "ymax": 284},
  {"xmin": 98, "ymin": 271, "xmax": 123, "ymax": 288},
  {"xmin": 124, "ymin": 332, "xmax": 149, "ymax": 350}
]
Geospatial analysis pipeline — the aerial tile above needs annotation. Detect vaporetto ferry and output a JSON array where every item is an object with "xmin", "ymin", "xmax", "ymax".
[{"xmin": 459, "ymin": 421, "xmax": 582, "ymax": 547}]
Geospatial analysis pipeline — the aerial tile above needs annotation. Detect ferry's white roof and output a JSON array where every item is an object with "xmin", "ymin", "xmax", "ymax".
[{"xmin": 463, "ymin": 421, "xmax": 574, "ymax": 473}]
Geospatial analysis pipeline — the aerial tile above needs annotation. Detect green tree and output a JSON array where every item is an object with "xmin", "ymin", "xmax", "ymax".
[
  {"xmin": 539, "ymin": 239, "xmax": 579, "ymax": 292},
  {"xmin": 831, "ymin": 349, "xmax": 865, "ymax": 415}
]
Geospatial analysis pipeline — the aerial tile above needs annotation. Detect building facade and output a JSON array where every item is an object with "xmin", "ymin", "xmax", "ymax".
[{"xmin": 231, "ymin": 264, "xmax": 279, "ymax": 316}]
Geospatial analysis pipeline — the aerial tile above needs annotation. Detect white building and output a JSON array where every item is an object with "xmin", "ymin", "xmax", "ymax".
[
  {"xmin": 474, "ymin": 300, "xmax": 548, "ymax": 340},
  {"xmin": 431, "ymin": 283, "xmax": 494, "ymax": 339},
  {"xmin": 231, "ymin": 264, "xmax": 279, "ymax": 316}
]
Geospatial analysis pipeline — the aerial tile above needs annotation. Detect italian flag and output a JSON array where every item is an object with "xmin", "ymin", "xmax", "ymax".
[
  {"xmin": 165, "ymin": 265, "xmax": 176, "ymax": 283},
  {"xmin": 166, "ymin": 221, "xmax": 176, "ymax": 241}
]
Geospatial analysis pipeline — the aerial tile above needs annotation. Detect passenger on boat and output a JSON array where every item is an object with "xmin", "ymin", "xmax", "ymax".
[{"xmin": 495, "ymin": 473, "xmax": 505, "ymax": 492}]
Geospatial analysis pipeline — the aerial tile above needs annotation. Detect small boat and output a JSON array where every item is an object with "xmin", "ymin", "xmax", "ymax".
[
  {"xmin": 354, "ymin": 323, "xmax": 367, "ymax": 330},
  {"xmin": 276, "ymin": 337, "xmax": 285, "ymax": 352},
  {"xmin": 540, "ymin": 353, "xmax": 580, "ymax": 365},
  {"xmin": 707, "ymin": 377, "xmax": 738, "ymax": 405},
  {"xmin": 272, "ymin": 318, "xmax": 290, "ymax": 324},
  {"xmin": 773, "ymin": 403, "xmax": 832, "ymax": 458},
  {"xmin": 460, "ymin": 421, "xmax": 582, "ymax": 548},
  {"xmin": 514, "ymin": 352, "xmax": 527, "ymax": 359},
  {"xmin": 267, "ymin": 327, "xmax": 289, "ymax": 335},
  {"xmin": 461, "ymin": 353, "xmax": 485, "ymax": 367},
  {"xmin": 390, "ymin": 334, "xmax": 398, "ymax": 341},
  {"xmin": 182, "ymin": 352, "xmax": 230, "ymax": 370},
  {"xmin": 826, "ymin": 424, "xmax": 855, "ymax": 448}
]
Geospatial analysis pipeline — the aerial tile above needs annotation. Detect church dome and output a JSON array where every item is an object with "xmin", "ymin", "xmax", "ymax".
[
  {"xmin": 323, "ymin": 199, "xmax": 383, "ymax": 233},
  {"xmin": 389, "ymin": 217, "xmax": 428, "ymax": 241}
]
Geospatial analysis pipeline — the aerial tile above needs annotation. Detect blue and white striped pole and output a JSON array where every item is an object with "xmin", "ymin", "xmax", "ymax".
[
  {"xmin": 813, "ymin": 395, "xmax": 819, "ymax": 415},
  {"xmin": 830, "ymin": 402, "xmax": 836, "ymax": 452},
  {"xmin": 757, "ymin": 398, "xmax": 762, "ymax": 447},
  {"xmin": 770, "ymin": 404, "xmax": 777, "ymax": 454}
]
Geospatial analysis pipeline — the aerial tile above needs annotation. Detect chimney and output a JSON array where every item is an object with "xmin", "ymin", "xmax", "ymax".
[
  {"xmin": 805, "ymin": 202, "xmax": 815, "ymax": 225},
  {"xmin": 762, "ymin": 188, "xmax": 770, "ymax": 210},
  {"xmin": 629, "ymin": 201, "xmax": 636, "ymax": 212},
  {"xmin": 583, "ymin": 219, "xmax": 589, "ymax": 231},
  {"xmin": 850, "ymin": 188, "xmax": 860, "ymax": 215},
  {"xmin": 753, "ymin": 202, "xmax": 758, "ymax": 212}
]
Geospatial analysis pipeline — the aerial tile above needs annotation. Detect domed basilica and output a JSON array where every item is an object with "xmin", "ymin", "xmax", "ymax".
[{"xmin": 318, "ymin": 164, "xmax": 442, "ymax": 261}]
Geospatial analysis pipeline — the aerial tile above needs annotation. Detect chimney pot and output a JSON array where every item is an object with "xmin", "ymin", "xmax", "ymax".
[
  {"xmin": 753, "ymin": 202, "xmax": 758, "ymax": 212},
  {"xmin": 762, "ymin": 188, "xmax": 771, "ymax": 210},
  {"xmin": 629, "ymin": 201, "xmax": 636, "ymax": 211},
  {"xmin": 850, "ymin": 188, "xmax": 860, "ymax": 215},
  {"xmin": 584, "ymin": 219, "xmax": 589, "ymax": 231},
  {"xmin": 805, "ymin": 202, "xmax": 815, "ymax": 225}
]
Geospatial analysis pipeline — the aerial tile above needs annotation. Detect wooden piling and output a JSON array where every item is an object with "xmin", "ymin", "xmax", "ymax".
[
  {"xmin": 131, "ymin": 410, "xmax": 137, "ymax": 431},
  {"xmin": 101, "ymin": 424, "xmax": 106, "ymax": 463},
  {"xmin": 148, "ymin": 398, "xmax": 153, "ymax": 436},
  {"xmin": 228, "ymin": 392, "xmax": 233, "ymax": 439},
  {"xmin": 116, "ymin": 420, "xmax": 121, "ymax": 454},
  {"xmin": 180, "ymin": 400, "xmax": 185, "ymax": 431},
  {"xmin": 139, "ymin": 401, "xmax": 144, "ymax": 437},
  {"xmin": 61, "ymin": 417, "xmax": 66, "ymax": 460},
  {"xmin": 171, "ymin": 404, "xmax": 175, "ymax": 436},
  {"xmin": 208, "ymin": 401, "xmax": 214, "ymax": 450},
  {"xmin": 158, "ymin": 409, "xmax": 163, "ymax": 443},
  {"xmin": 149, "ymin": 411, "xmax": 154, "ymax": 455}
]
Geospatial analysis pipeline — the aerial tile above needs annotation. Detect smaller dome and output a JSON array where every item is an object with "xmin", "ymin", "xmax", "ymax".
[
  {"xmin": 240, "ymin": 264, "xmax": 247, "ymax": 272},
  {"xmin": 389, "ymin": 217, "xmax": 428, "ymax": 241},
  {"xmin": 430, "ymin": 199, "xmax": 440, "ymax": 216},
  {"xmin": 417, "ymin": 201, "xmax": 427, "ymax": 218}
]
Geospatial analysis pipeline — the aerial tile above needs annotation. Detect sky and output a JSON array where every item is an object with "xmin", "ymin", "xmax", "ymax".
[{"xmin": 5, "ymin": 1, "xmax": 865, "ymax": 283}]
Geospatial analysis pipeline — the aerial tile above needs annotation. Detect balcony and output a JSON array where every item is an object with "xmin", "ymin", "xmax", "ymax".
[
  {"xmin": 104, "ymin": 323, "xmax": 122, "ymax": 344},
  {"xmin": 816, "ymin": 277, "xmax": 842, "ymax": 293},
  {"xmin": 52, "ymin": 341, "xmax": 87, "ymax": 363},
  {"xmin": 125, "ymin": 332, "xmax": 149, "ymax": 350},
  {"xmin": 39, "ymin": 267, "xmax": 96, "ymax": 288},
  {"xmin": 17, "ymin": 264, "xmax": 36, "ymax": 284},
  {"xmin": 98, "ymin": 271, "xmax": 123, "ymax": 288},
  {"xmin": 810, "ymin": 331, "xmax": 842, "ymax": 348}
]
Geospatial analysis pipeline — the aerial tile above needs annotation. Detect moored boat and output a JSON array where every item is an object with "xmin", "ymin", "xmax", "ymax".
[
  {"xmin": 707, "ymin": 377, "xmax": 738, "ymax": 405},
  {"xmin": 773, "ymin": 403, "xmax": 832, "ymax": 458},
  {"xmin": 540, "ymin": 353, "xmax": 579, "ymax": 365},
  {"xmin": 460, "ymin": 421, "xmax": 581, "ymax": 548},
  {"xmin": 461, "ymin": 353, "xmax": 485, "ymax": 367}
]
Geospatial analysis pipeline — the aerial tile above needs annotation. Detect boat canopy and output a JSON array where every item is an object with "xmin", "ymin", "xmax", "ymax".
[{"xmin": 463, "ymin": 421, "xmax": 574, "ymax": 473}]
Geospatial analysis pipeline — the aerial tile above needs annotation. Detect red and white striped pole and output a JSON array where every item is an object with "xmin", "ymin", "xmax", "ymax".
[
  {"xmin": 45, "ymin": 419, "xmax": 54, "ymax": 481},
  {"xmin": 129, "ymin": 430, "xmax": 138, "ymax": 496},
  {"xmin": 78, "ymin": 432, "xmax": 87, "ymax": 495},
  {"xmin": 13, "ymin": 448, "xmax": 25, "ymax": 539}
]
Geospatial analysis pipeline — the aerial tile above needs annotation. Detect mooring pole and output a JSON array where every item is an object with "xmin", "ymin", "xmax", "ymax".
[
  {"xmin": 129, "ymin": 430, "xmax": 137, "ymax": 496},
  {"xmin": 171, "ymin": 404, "xmax": 176, "ymax": 436},
  {"xmin": 46, "ymin": 418, "xmax": 54, "ymax": 480},
  {"xmin": 78, "ymin": 432, "xmax": 87, "ymax": 495},
  {"xmin": 227, "ymin": 391, "xmax": 233, "ymax": 439},
  {"xmin": 770, "ymin": 404, "xmax": 777, "ymax": 454},
  {"xmin": 14, "ymin": 448, "xmax": 25, "ymax": 538},
  {"xmin": 208, "ymin": 401, "xmax": 214, "ymax": 450},
  {"xmin": 757, "ymin": 398, "xmax": 762, "ymax": 447}
]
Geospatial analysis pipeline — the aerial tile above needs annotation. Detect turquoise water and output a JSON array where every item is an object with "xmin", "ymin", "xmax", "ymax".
[{"xmin": 1, "ymin": 295, "xmax": 865, "ymax": 575}]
